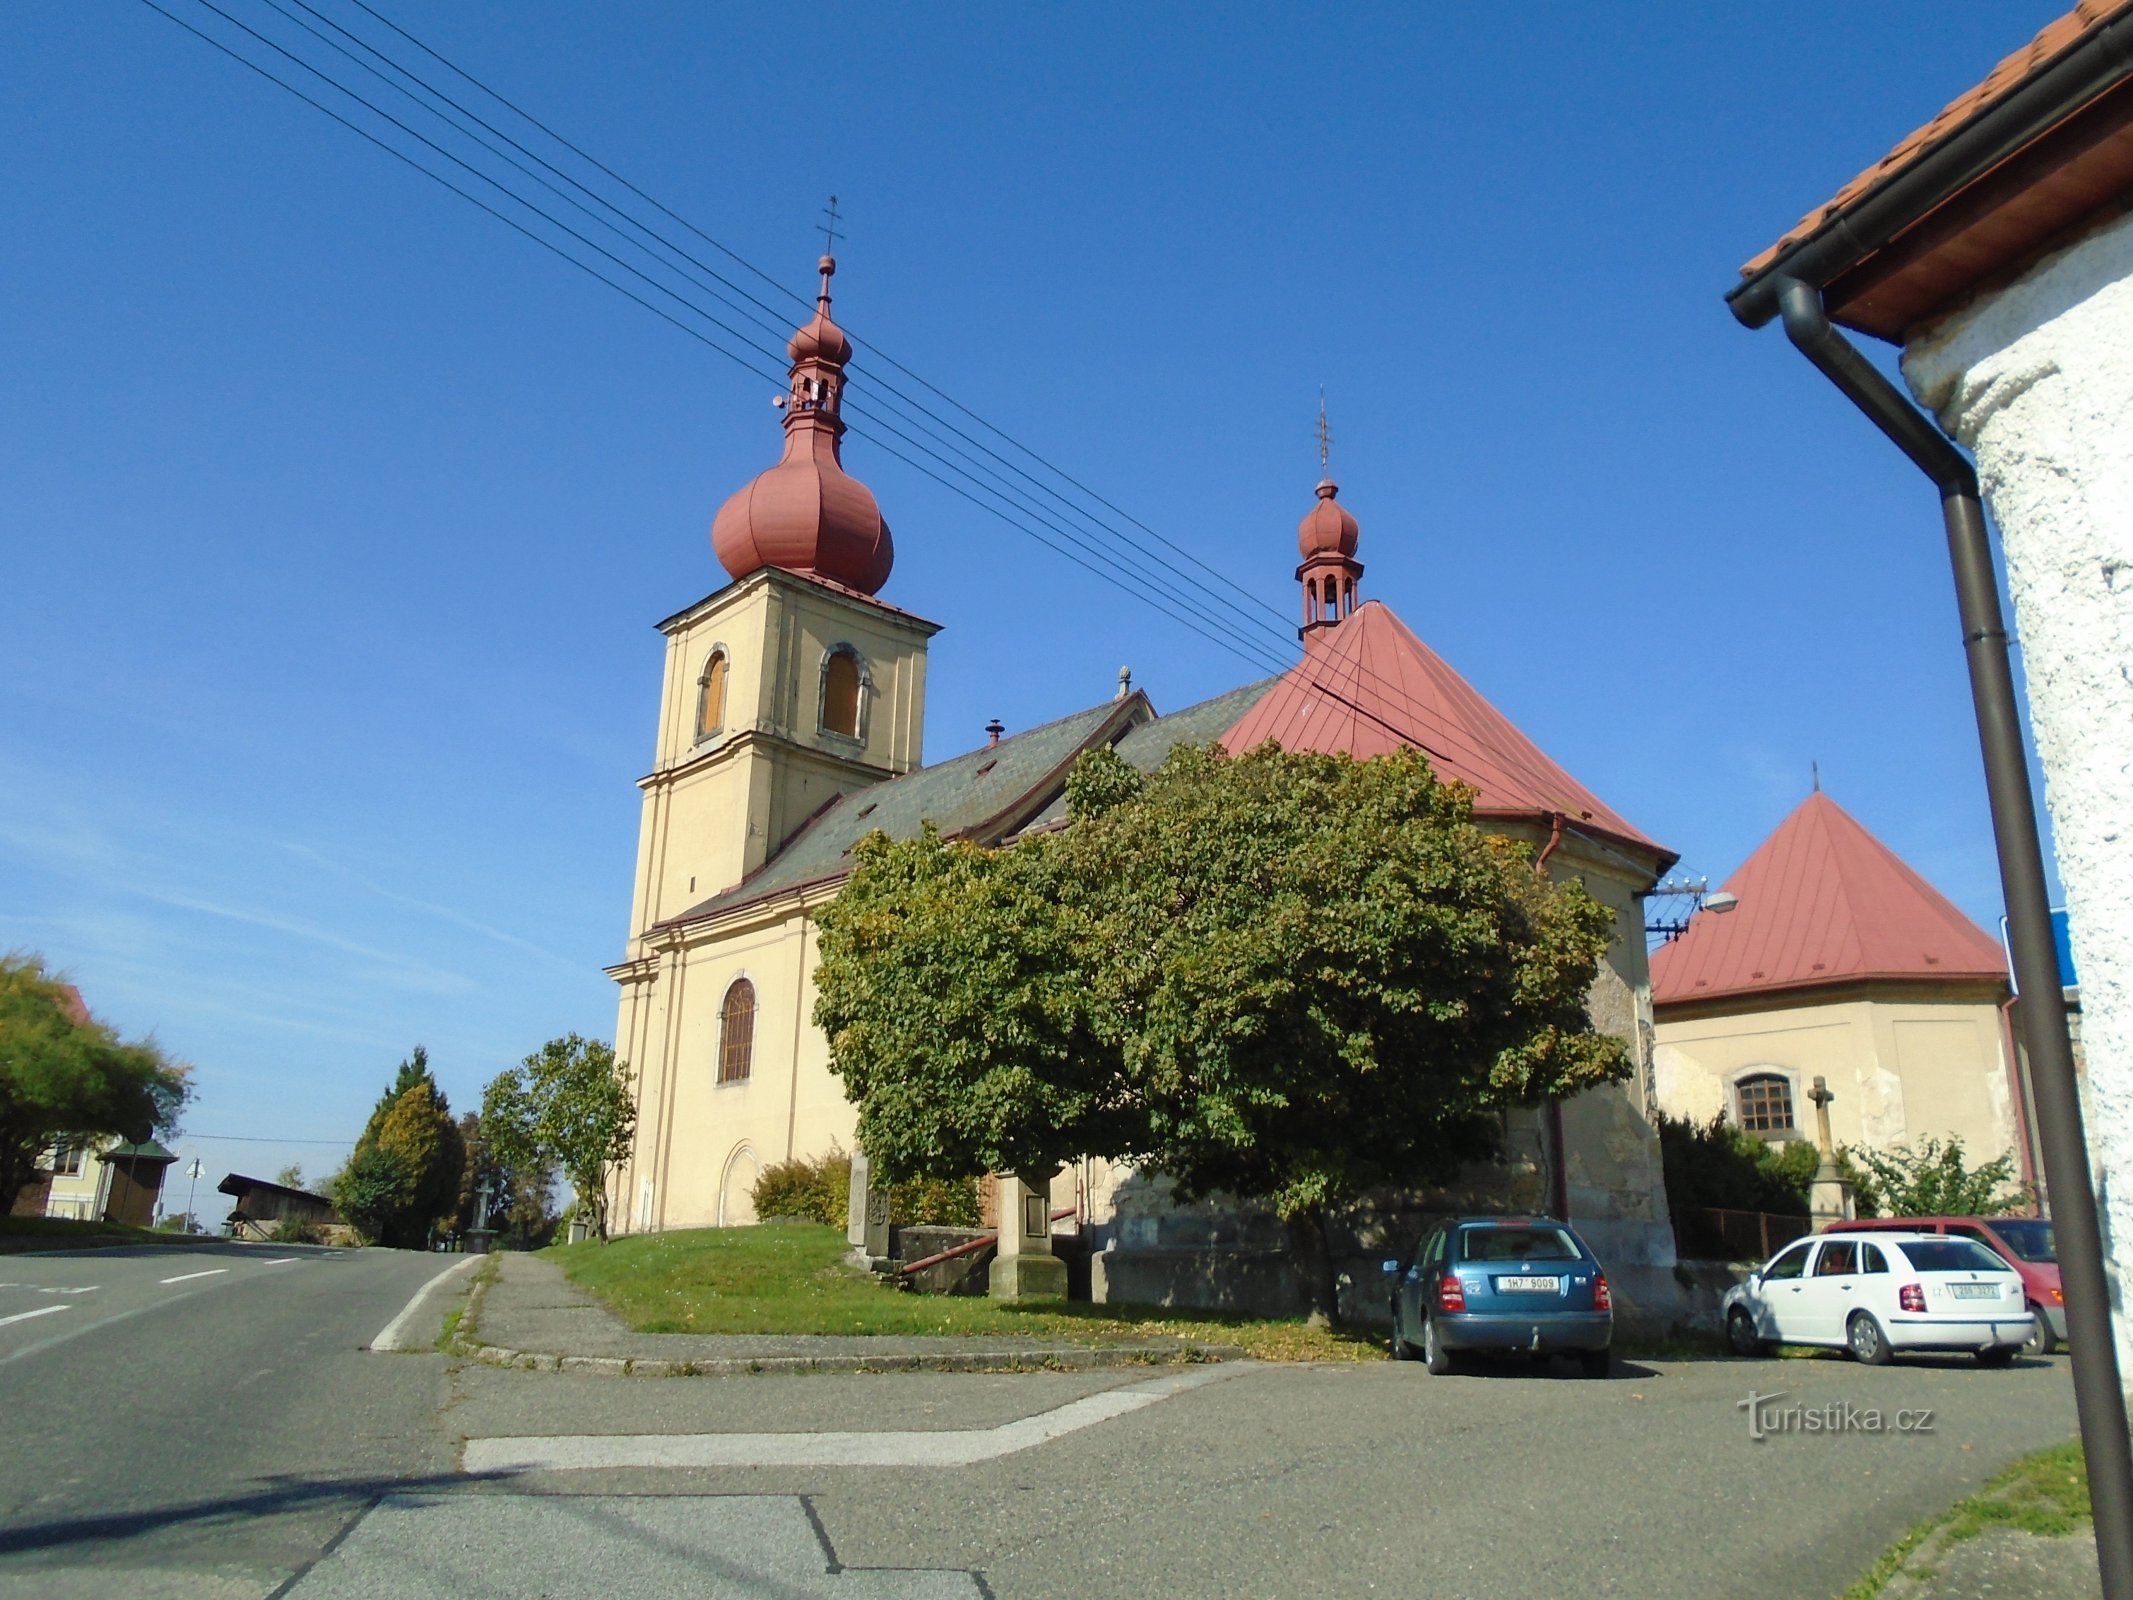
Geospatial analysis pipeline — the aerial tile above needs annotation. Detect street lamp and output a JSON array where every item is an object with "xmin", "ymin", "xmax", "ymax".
[{"xmin": 1640, "ymin": 875, "xmax": 1738, "ymax": 944}]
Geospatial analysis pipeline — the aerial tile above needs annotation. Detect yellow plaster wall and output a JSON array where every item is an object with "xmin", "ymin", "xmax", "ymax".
[{"xmin": 1653, "ymin": 993, "xmax": 2019, "ymax": 1162}]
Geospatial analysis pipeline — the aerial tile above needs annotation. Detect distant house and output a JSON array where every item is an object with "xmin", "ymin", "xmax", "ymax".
[
  {"xmin": 10, "ymin": 1136, "xmax": 178, "ymax": 1227},
  {"xmin": 218, "ymin": 1173, "xmax": 342, "ymax": 1242},
  {"xmin": 1651, "ymin": 793, "xmax": 2037, "ymax": 1191}
]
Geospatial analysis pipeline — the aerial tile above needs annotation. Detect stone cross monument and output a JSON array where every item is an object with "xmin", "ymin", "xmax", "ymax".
[{"xmin": 1806, "ymin": 1075, "xmax": 1854, "ymax": 1227}]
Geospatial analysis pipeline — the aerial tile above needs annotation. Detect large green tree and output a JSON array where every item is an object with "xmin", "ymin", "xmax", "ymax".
[
  {"xmin": 0, "ymin": 954, "xmax": 190, "ymax": 1214},
  {"xmin": 815, "ymin": 742, "xmax": 1632, "ymax": 1323},
  {"xmin": 333, "ymin": 1046, "xmax": 464, "ymax": 1248},
  {"xmin": 481, "ymin": 1035, "xmax": 633, "ymax": 1242}
]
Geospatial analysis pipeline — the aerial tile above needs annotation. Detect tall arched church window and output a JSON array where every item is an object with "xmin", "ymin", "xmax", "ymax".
[
  {"xmin": 695, "ymin": 650, "xmax": 728, "ymax": 742},
  {"xmin": 717, "ymin": 979, "xmax": 756, "ymax": 1084},
  {"xmin": 1735, "ymin": 1072, "xmax": 1795, "ymax": 1135},
  {"xmin": 821, "ymin": 647, "xmax": 867, "ymax": 740}
]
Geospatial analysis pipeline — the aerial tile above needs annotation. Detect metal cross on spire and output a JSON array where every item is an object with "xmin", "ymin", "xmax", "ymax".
[
  {"xmin": 820, "ymin": 195, "xmax": 843, "ymax": 257},
  {"xmin": 1315, "ymin": 387, "xmax": 1332, "ymax": 475}
]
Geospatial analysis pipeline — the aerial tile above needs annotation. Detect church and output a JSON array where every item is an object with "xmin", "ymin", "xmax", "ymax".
[{"xmin": 605, "ymin": 255, "xmax": 1685, "ymax": 1317}]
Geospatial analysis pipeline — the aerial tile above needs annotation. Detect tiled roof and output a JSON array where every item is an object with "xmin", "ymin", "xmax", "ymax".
[
  {"xmin": 664, "ymin": 699, "xmax": 1134, "ymax": 925},
  {"xmin": 1220, "ymin": 601, "xmax": 1667, "ymax": 860},
  {"xmin": 1651, "ymin": 792, "xmax": 2007, "ymax": 1008},
  {"xmin": 1742, "ymin": 0, "xmax": 2133, "ymax": 274}
]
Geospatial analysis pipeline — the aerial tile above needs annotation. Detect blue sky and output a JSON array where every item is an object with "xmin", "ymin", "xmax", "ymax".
[{"xmin": 1, "ymin": 1, "xmax": 2068, "ymax": 1202}]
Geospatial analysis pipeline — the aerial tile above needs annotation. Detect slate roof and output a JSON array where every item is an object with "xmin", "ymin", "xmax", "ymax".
[
  {"xmin": 664, "ymin": 699, "xmax": 1133, "ymax": 925},
  {"xmin": 1021, "ymin": 678, "xmax": 1280, "ymax": 830},
  {"xmin": 1651, "ymin": 792, "xmax": 2008, "ymax": 1009},
  {"xmin": 1221, "ymin": 600, "xmax": 1668, "ymax": 861},
  {"xmin": 1741, "ymin": 0, "xmax": 2133, "ymax": 275}
]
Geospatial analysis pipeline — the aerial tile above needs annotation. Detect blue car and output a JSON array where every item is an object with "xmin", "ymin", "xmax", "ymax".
[{"xmin": 1384, "ymin": 1217, "xmax": 1613, "ymax": 1377}]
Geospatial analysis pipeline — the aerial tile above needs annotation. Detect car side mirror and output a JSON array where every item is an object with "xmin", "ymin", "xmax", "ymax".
[{"xmin": 1381, "ymin": 1259, "xmax": 1400, "ymax": 1276}]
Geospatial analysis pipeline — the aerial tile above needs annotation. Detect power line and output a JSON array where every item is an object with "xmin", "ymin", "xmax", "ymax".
[{"xmin": 137, "ymin": 0, "xmax": 1580, "ymax": 788}]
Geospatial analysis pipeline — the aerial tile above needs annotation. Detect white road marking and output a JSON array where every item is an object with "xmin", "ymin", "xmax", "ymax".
[
  {"xmin": 259, "ymin": 1257, "xmax": 298, "ymax": 1266},
  {"xmin": 369, "ymin": 1256, "xmax": 480, "ymax": 1351},
  {"xmin": 0, "ymin": 1306, "xmax": 71, "ymax": 1328},
  {"xmin": 462, "ymin": 1360, "xmax": 1259, "ymax": 1474},
  {"xmin": 159, "ymin": 1268, "xmax": 229, "ymax": 1285},
  {"xmin": 38, "ymin": 1286, "xmax": 99, "ymax": 1296}
]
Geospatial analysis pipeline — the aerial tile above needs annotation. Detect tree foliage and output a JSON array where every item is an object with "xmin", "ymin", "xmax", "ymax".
[
  {"xmin": 0, "ymin": 953, "xmax": 190, "ymax": 1214},
  {"xmin": 1851, "ymin": 1135, "xmax": 2030, "ymax": 1218},
  {"xmin": 1655, "ymin": 1110, "xmax": 1882, "ymax": 1252},
  {"xmin": 481, "ymin": 1035, "xmax": 633, "ymax": 1242},
  {"xmin": 332, "ymin": 1046, "xmax": 464, "ymax": 1248},
  {"xmin": 816, "ymin": 742, "xmax": 1633, "ymax": 1319},
  {"xmin": 452, "ymin": 1110, "xmax": 556, "ymax": 1248}
]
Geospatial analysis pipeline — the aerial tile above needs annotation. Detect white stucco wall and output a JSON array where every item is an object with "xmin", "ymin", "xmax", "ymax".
[{"xmin": 1903, "ymin": 207, "xmax": 2133, "ymax": 1384}]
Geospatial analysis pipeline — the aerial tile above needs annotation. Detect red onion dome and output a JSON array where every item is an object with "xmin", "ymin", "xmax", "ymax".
[
  {"xmin": 711, "ymin": 431, "xmax": 893, "ymax": 594},
  {"xmin": 1298, "ymin": 478, "xmax": 1359, "ymax": 559},
  {"xmin": 787, "ymin": 256, "xmax": 853, "ymax": 365}
]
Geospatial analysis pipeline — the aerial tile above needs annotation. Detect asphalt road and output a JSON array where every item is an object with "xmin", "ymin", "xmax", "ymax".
[
  {"xmin": 0, "ymin": 1242, "xmax": 463, "ymax": 1599},
  {"xmin": 0, "ymin": 1250, "xmax": 2089, "ymax": 1599},
  {"xmin": 439, "ymin": 1350, "xmax": 2083, "ymax": 1600}
]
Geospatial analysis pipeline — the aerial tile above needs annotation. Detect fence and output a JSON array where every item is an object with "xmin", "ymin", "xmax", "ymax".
[{"xmin": 1676, "ymin": 1206, "xmax": 1811, "ymax": 1262}]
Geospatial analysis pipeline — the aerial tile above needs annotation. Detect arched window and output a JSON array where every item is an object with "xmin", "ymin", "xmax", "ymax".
[
  {"xmin": 1735, "ymin": 1072, "xmax": 1795, "ymax": 1135},
  {"xmin": 717, "ymin": 979, "xmax": 756, "ymax": 1084},
  {"xmin": 820, "ymin": 647, "xmax": 867, "ymax": 740},
  {"xmin": 695, "ymin": 650, "xmax": 728, "ymax": 742}
]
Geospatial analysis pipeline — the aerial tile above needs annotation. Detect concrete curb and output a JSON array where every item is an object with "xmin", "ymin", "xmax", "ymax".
[{"xmin": 453, "ymin": 1340, "xmax": 1247, "ymax": 1377}]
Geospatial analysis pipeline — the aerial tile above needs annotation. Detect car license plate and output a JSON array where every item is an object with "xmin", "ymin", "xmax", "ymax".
[
  {"xmin": 1498, "ymin": 1275, "xmax": 1560, "ymax": 1293},
  {"xmin": 1948, "ymin": 1283, "xmax": 1999, "ymax": 1300}
]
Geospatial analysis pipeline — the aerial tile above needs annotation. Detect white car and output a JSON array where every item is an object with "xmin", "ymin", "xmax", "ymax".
[{"xmin": 1722, "ymin": 1230, "xmax": 2031, "ymax": 1365}]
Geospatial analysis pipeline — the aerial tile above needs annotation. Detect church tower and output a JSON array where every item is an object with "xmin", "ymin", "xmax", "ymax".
[{"xmin": 620, "ymin": 255, "xmax": 939, "ymax": 956}]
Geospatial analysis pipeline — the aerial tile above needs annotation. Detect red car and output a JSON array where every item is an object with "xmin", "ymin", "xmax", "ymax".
[{"xmin": 1823, "ymin": 1216, "xmax": 2061, "ymax": 1355}]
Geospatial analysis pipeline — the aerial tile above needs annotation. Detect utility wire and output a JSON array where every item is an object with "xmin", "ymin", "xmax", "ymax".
[
  {"xmin": 332, "ymin": 0, "xmax": 1291, "ymax": 637},
  {"xmin": 141, "ymin": 0, "xmax": 1576, "ymax": 783},
  {"xmin": 140, "ymin": 0, "xmax": 1294, "ymax": 674},
  {"xmin": 270, "ymin": 0, "xmax": 1290, "ymax": 653}
]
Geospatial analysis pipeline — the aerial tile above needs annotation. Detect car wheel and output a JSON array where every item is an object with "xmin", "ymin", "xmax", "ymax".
[
  {"xmin": 1577, "ymin": 1349, "xmax": 1610, "ymax": 1380},
  {"xmin": 1422, "ymin": 1314, "xmax": 1456, "ymax": 1376},
  {"xmin": 1388, "ymin": 1300, "xmax": 1411, "ymax": 1361},
  {"xmin": 1976, "ymin": 1345, "xmax": 2018, "ymax": 1368},
  {"xmin": 1848, "ymin": 1311, "xmax": 1893, "ymax": 1366},
  {"xmin": 1726, "ymin": 1307, "xmax": 1768, "ymax": 1358},
  {"xmin": 2022, "ymin": 1306, "xmax": 2057, "ymax": 1358}
]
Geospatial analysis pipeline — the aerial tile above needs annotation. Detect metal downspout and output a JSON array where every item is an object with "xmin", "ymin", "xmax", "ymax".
[{"xmin": 1770, "ymin": 276, "xmax": 2133, "ymax": 1597}]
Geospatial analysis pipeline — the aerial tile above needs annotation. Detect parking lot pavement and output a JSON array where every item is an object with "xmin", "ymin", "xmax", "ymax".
[{"xmin": 440, "ymin": 1349, "xmax": 2081, "ymax": 1600}]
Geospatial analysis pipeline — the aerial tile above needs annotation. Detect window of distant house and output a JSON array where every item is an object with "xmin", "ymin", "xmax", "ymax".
[
  {"xmin": 1735, "ymin": 1072, "xmax": 1795, "ymax": 1136},
  {"xmin": 49, "ymin": 1139, "xmax": 83, "ymax": 1176},
  {"xmin": 820, "ymin": 647, "xmax": 867, "ymax": 741},
  {"xmin": 695, "ymin": 650, "xmax": 728, "ymax": 742},
  {"xmin": 717, "ymin": 978, "xmax": 756, "ymax": 1085}
]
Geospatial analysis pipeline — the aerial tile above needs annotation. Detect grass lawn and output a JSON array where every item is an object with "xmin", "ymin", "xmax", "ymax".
[
  {"xmin": 1841, "ymin": 1439, "xmax": 2090, "ymax": 1600},
  {"xmin": 543, "ymin": 1223, "xmax": 1379, "ymax": 1361},
  {"xmin": 0, "ymin": 1215, "xmax": 215, "ymax": 1255}
]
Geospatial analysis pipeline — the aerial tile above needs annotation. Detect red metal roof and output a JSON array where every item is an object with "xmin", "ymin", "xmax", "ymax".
[
  {"xmin": 1220, "ymin": 599, "xmax": 1666, "ymax": 859},
  {"xmin": 1651, "ymin": 792, "xmax": 2007, "ymax": 1008},
  {"xmin": 1742, "ymin": 0, "xmax": 2133, "ymax": 275}
]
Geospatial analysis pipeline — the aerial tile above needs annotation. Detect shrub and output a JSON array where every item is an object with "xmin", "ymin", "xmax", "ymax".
[
  {"xmin": 752, "ymin": 1147, "xmax": 852, "ymax": 1227},
  {"xmin": 1852, "ymin": 1135, "xmax": 2029, "ymax": 1217},
  {"xmin": 891, "ymin": 1176, "xmax": 981, "ymax": 1228},
  {"xmin": 268, "ymin": 1215, "xmax": 325, "ymax": 1246},
  {"xmin": 1656, "ymin": 1110, "xmax": 1881, "ymax": 1248}
]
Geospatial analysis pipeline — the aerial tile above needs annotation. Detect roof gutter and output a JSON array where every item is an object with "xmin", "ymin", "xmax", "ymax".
[
  {"xmin": 1729, "ymin": 7, "xmax": 2133, "ymax": 328},
  {"xmin": 1753, "ymin": 276, "xmax": 2133, "ymax": 1596}
]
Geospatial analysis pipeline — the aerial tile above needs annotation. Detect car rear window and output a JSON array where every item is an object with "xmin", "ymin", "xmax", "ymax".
[
  {"xmin": 1896, "ymin": 1238, "xmax": 2009, "ymax": 1274},
  {"xmin": 1459, "ymin": 1226, "xmax": 1581, "ymax": 1262},
  {"xmin": 1988, "ymin": 1220, "xmax": 2055, "ymax": 1263}
]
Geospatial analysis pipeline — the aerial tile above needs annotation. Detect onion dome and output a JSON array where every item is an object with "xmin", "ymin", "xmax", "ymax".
[
  {"xmin": 711, "ymin": 255, "xmax": 894, "ymax": 595},
  {"xmin": 1297, "ymin": 477, "xmax": 1360, "ymax": 559}
]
